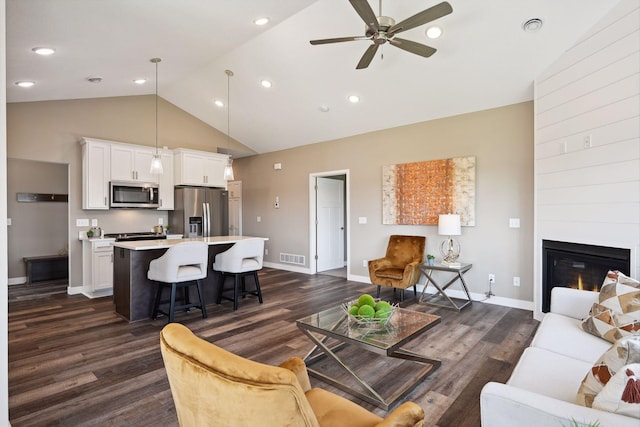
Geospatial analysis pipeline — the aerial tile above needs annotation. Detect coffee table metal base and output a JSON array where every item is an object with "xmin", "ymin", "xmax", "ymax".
[{"xmin": 299, "ymin": 328, "xmax": 441, "ymax": 410}]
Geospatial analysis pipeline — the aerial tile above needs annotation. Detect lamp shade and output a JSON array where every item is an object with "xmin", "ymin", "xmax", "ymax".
[{"xmin": 438, "ymin": 214, "xmax": 461, "ymax": 236}]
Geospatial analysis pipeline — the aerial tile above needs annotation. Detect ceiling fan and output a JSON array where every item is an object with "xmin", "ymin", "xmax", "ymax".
[{"xmin": 310, "ymin": 0, "xmax": 453, "ymax": 69}]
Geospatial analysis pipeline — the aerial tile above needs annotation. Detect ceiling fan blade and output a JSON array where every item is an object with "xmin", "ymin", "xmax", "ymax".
[
  {"xmin": 388, "ymin": 1, "xmax": 453, "ymax": 36},
  {"xmin": 310, "ymin": 36, "xmax": 369, "ymax": 45},
  {"xmin": 356, "ymin": 44, "xmax": 379, "ymax": 69},
  {"xmin": 349, "ymin": 0, "xmax": 379, "ymax": 33},
  {"xmin": 389, "ymin": 38, "xmax": 436, "ymax": 58}
]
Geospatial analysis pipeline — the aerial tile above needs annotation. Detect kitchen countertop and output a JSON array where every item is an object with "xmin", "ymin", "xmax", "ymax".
[{"xmin": 112, "ymin": 235, "xmax": 268, "ymax": 251}]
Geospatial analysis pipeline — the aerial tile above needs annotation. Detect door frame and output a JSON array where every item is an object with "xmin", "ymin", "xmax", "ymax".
[{"xmin": 309, "ymin": 169, "xmax": 350, "ymax": 276}]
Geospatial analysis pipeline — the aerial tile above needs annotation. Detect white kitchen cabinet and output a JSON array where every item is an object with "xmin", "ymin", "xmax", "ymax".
[
  {"xmin": 111, "ymin": 144, "xmax": 156, "ymax": 183},
  {"xmin": 157, "ymin": 151, "xmax": 174, "ymax": 210},
  {"xmin": 174, "ymin": 148, "xmax": 229, "ymax": 188},
  {"xmin": 228, "ymin": 180, "xmax": 242, "ymax": 236},
  {"xmin": 81, "ymin": 138, "xmax": 111, "ymax": 210},
  {"xmin": 82, "ymin": 238, "xmax": 115, "ymax": 298}
]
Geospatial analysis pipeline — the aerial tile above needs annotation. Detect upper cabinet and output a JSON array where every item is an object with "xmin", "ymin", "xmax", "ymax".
[
  {"xmin": 174, "ymin": 148, "xmax": 229, "ymax": 188},
  {"xmin": 81, "ymin": 137, "xmax": 174, "ymax": 210},
  {"xmin": 82, "ymin": 138, "xmax": 111, "ymax": 210},
  {"xmin": 110, "ymin": 144, "xmax": 156, "ymax": 183}
]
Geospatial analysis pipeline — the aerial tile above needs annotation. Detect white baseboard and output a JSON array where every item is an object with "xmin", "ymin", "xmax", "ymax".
[
  {"xmin": 81, "ymin": 289, "xmax": 113, "ymax": 299},
  {"xmin": 8, "ymin": 277, "xmax": 26, "ymax": 285},
  {"xmin": 67, "ymin": 286, "xmax": 83, "ymax": 295},
  {"xmin": 344, "ymin": 273, "xmax": 533, "ymax": 311},
  {"xmin": 348, "ymin": 274, "xmax": 370, "ymax": 283},
  {"xmin": 266, "ymin": 267, "xmax": 534, "ymax": 311},
  {"xmin": 263, "ymin": 261, "xmax": 312, "ymax": 274}
]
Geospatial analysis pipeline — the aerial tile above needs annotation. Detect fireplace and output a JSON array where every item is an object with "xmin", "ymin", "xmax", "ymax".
[{"xmin": 541, "ymin": 240, "xmax": 631, "ymax": 312}]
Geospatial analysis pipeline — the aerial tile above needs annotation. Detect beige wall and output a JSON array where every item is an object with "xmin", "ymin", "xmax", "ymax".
[
  {"xmin": 7, "ymin": 95, "xmax": 251, "ymax": 289},
  {"xmin": 7, "ymin": 159, "xmax": 68, "ymax": 278},
  {"xmin": 236, "ymin": 102, "xmax": 535, "ymax": 303},
  {"xmin": 6, "ymin": 95, "xmax": 534, "ymax": 303}
]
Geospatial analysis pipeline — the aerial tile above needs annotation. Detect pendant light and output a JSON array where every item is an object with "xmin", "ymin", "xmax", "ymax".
[
  {"xmin": 223, "ymin": 69, "xmax": 235, "ymax": 181},
  {"xmin": 149, "ymin": 58, "xmax": 163, "ymax": 175}
]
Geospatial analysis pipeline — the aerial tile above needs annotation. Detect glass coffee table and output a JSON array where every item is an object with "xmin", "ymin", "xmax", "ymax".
[{"xmin": 296, "ymin": 305, "xmax": 441, "ymax": 409}]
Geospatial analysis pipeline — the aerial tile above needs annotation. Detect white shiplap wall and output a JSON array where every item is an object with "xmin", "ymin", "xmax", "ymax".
[{"xmin": 533, "ymin": 0, "xmax": 640, "ymax": 319}]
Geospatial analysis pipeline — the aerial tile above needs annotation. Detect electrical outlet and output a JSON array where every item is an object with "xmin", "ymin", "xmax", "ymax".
[
  {"xmin": 488, "ymin": 274, "xmax": 495, "ymax": 284},
  {"xmin": 363, "ymin": 260, "xmax": 368, "ymax": 267},
  {"xmin": 513, "ymin": 276, "xmax": 521, "ymax": 287}
]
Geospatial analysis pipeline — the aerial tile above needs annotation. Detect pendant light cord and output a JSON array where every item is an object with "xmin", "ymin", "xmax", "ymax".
[
  {"xmin": 155, "ymin": 60, "xmax": 159, "ymax": 155},
  {"xmin": 225, "ymin": 69, "xmax": 233, "ymax": 153}
]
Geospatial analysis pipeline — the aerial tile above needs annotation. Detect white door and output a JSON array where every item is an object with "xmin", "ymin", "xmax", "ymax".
[{"xmin": 316, "ymin": 177, "xmax": 344, "ymax": 272}]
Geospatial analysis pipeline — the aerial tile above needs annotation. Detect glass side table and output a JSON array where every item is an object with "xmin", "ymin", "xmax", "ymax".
[{"xmin": 419, "ymin": 263, "xmax": 473, "ymax": 311}]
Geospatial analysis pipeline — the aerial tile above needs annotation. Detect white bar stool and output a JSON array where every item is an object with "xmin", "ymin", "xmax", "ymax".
[
  {"xmin": 213, "ymin": 239, "xmax": 264, "ymax": 311},
  {"xmin": 148, "ymin": 241, "xmax": 209, "ymax": 323}
]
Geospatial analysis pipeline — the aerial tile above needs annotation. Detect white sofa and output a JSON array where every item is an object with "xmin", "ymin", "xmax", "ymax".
[{"xmin": 480, "ymin": 287, "xmax": 638, "ymax": 427}]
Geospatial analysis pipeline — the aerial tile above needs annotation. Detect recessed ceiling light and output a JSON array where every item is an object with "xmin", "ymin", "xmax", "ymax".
[
  {"xmin": 319, "ymin": 105, "xmax": 330, "ymax": 112},
  {"xmin": 15, "ymin": 81, "xmax": 35, "ymax": 88},
  {"xmin": 32, "ymin": 47, "xmax": 55, "ymax": 56},
  {"xmin": 87, "ymin": 76, "xmax": 103, "ymax": 83},
  {"xmin": 348, "ymin": 95, "xmax": 360, "ymax": 103},
  {"xmin": 425, "ymin": 26, "xmax": 443, "ymax": 39},
  {"xmin": 254, "ymin": 17, "xmax": 270, "ymax": 26},
  {"xmin": 214, "ymin": 100, "xmax": 224, "ymax": 108},
  {"xmin": 133, "ymin": 78, "xmax": 147, "ymax": 85},
  {"xmin": 522, "ymin": 18, "xmax": 543, "ymax": 32},
  {"xmin": 260, "ymin": 79, "xmax": 272, "ymax": 88}
]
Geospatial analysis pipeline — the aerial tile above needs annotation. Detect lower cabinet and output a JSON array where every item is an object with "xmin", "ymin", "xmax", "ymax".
[{"xmin": 82, "ymin": 239, "xmax": 115, "ymax": 298}]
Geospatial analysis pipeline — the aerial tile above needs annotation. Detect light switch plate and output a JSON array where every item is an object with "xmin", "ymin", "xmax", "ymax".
[
  {"xmin": 76, "ymin": 218, "xmax": 89, "ymax": 227},
  {"xmin": 358, "ymin": 217, "xmax": 367, "ymax": 224},
  {"xmin": 91, "ymin": 219, "xmax": 98, "ymax": 227},
  {"xmin": 509, "ymin": 218, "xmax": 520, "ymax": 228}
]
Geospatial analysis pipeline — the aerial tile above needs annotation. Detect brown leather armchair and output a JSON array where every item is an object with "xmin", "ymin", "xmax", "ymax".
[
  {"xmin": 368, "ymin": 235, "xmax": 426, "ymax": 301},
  {"xmin": 160, "ymin": 323, "xmax": 425, "ymax": 427}
]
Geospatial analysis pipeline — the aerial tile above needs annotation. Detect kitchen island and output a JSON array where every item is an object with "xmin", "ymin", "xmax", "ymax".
[{"xmin": 112, "ymin": 236, "xmax": 267, "ymax": 322}]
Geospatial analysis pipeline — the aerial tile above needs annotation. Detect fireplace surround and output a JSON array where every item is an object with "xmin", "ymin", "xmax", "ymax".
[{"xmin": 541, "ymin": 240, "xmax": 631, "ymax": 312}]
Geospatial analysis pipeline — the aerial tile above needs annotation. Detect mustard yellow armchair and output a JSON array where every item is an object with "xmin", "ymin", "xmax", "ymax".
[
  {"xmin": 368, "ymin": 235, "xmax": 426, "ymax": 301},
  {"xmin": 160, "ymin": 323, "xmax": 425, "ymax": 427}
]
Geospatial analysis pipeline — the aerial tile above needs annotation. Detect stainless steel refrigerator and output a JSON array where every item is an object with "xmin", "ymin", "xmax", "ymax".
[{"xmin": 169, "ymin": 187, "xmax": 229, "ymax": 237}]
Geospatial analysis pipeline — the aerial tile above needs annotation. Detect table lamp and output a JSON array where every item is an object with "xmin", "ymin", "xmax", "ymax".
[{"xmin": 438, "ymin": 214, "xmax": 461, "ymax": 266}]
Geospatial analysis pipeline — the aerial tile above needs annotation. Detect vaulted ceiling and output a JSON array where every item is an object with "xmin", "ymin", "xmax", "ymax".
[{"xmin": 6, "ymin": 0, "xmax": 621, "ymax": 155}]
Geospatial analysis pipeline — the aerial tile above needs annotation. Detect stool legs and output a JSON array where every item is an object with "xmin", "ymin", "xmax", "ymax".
[
  {"xmin": 217, "ymin": 271, "xmax": 263, "ymax": 311},
  {"xmin": 152, "ymin": 280, "xmax": 207, "ymax": 323}
]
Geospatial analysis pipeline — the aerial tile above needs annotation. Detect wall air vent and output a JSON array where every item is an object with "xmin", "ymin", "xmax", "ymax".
[{"xmin": 280, "ymin": 253, "xmax": 305, "ymax": 266}]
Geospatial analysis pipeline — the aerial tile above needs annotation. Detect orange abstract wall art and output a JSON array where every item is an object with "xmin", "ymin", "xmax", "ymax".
[{"xmin": 382, "ymin": 156, "xmax": 476, "ymax": 226}]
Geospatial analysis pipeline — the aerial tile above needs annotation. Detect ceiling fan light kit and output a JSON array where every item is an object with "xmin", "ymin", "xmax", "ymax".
[
  {"xmin": 310, "ymin": 0, "xmax": 453, "ymax": 69},
  {"xmin": 425, "ymin": 25, "xmax": 443, "ymax": 39}
]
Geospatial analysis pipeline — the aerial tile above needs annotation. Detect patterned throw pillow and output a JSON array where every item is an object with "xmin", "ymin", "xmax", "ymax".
[
  {"xmin": 581, "ymin": 271, "xmax": 640, "ymax": 343},
  {"xmin": 577, "ymin": 335, "xmax": 640, "ymax": 408},
  {"xmin": 592, "ymin": 363, "xmax": 640, "ymax": 418}
]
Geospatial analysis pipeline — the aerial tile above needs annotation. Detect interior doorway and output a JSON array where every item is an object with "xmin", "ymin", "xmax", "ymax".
[
  {"xmin": 7, "ymin": 159, "xmax": 69, "ymax": 293},
  {"xmin": 309, "ymin": 170, "xmax": 349, "ymax": 278}
]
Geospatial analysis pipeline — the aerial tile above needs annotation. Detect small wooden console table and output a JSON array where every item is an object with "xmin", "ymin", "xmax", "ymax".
[{"xmin": 419, "ymin": 263, "xmax": 473, "ymax": 311}]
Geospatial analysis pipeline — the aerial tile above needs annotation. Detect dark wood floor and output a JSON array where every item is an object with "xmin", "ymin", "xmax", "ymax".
[{"xmin": 8, "ymin": 268, "xmax": 539, "ymax": 426}]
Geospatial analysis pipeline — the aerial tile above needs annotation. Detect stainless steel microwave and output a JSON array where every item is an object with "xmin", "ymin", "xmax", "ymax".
[{"xmin": 110, "ymin": 181, "xmax": 159, "ymax": 209}]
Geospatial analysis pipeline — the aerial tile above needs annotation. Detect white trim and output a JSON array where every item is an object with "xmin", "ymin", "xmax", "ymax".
[
  {"xmin": 67, "ymin": 285, "xmax": 83, "ymax": 295},
  {"xmin": 308, "ymin": 169, "xmax": 350, "ymax": 276},
  {"xmin": 263, "ymin": 261, "xmax": 312, "ymax": 274},
  {"xmin": 347, "ymin": 273, "xmax": 533, "ymax": 311},
  {"xmin": 8, "ymin": 277, "xmax": 26, "ymax": 285}
]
